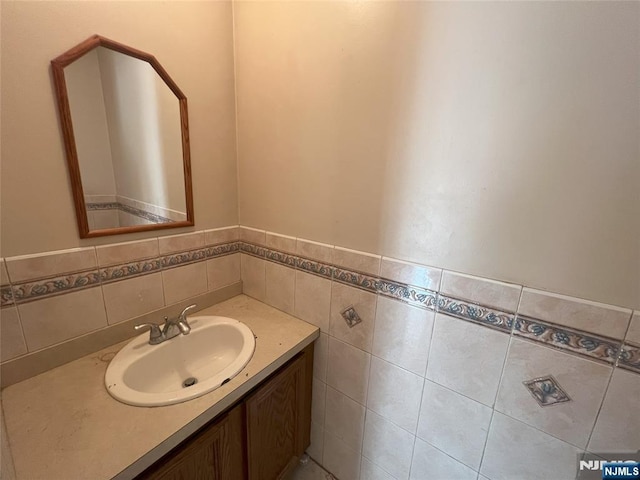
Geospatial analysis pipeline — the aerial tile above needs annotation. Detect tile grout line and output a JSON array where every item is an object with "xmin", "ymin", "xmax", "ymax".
[
  {"xmin": 95, "ymin": 244, "xmax": 111, "ymax": 331},
  {"xmin": 158, "ymin": 252, "xmax": 168, "ymax": 310},
  {"xmin": 415, "ymin": 435, "xmax": 481, "ymax": 477},
  {"xmin": 409, "ymin": 361, "xmax": 430, "ymax": 479},
  {"xmin": 614, "ymin": 310, "xmax": 635, "ymax": 368},
  {"xmin": 4, "ymin": 234, "xmax": 238, "ymax": 362},
  {"xmin": 246, "ymin": 239, "xmax": 630, "ymax": 371},
  {"xmin": 315, "ymin": 266, "xmax": 332, "ymax": 470},
  {"xmin": 5, "ymin": 233, "xmax": 637, "ymax": 379},
  {"xmin": 476, "ymin": 285, "xmax": 524, "ymax": 478},
  {"xmin": 7, "ymin": 227, "xmax": 635, "ymax": 316},
  {"xmin": 357, "ymin": 271, "xmax": 374, "ymax": 463},
  {"xmin": 11, "ymin": 298, "xmax": 29, "ymax": 357},
  {"xmin": 512, "ymin": 335, "xmax": 618, "ymax": 369},
  {"xmin": 409, "ymin": 278, "xmax": 439, "ymax": 480},
  {"xmin": 361, "ymin": 452, "xmax": 400, "ymax": 480},
  {"xmin": 8, "ymin": 233, "xmax": 633, "ymax": 366},
  {"xmin": 579, "ymin": 313, "xmax": 633, "ymax": 463},
  {"xmin": 93, "ymin": 246, "xmax": 119, "ymax": 328},
  {"xmin": 245, "ymin": 230, "xmax": 635, "ymax": 477},
  {"xmin": 355, "ymin": 280, "xmax": 382, "ymax": 478},
  {"xmin": 320, "ymin": 332, "xmax": 331, "ymax": 469},
  {"xmin": 10, "ymin": 241, "xmax": 239, "ymax": 304},
  {"xmin": 2, "ymin": 259, "xmax": 27, "ymax": 354},
  {"xmin": 291, "ymin": 247, "xmax": 298, "ymax": 318},
  {"xmin": 238, "ymin": 228, "xmax": 635, "ymax": 308},
  {"xmin": 490, "ymin": 409, "xmax": 594, "ymax": 451}
]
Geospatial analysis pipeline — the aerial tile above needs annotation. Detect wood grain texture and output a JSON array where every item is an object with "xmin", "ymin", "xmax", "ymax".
[
  {"xmin": 180, "ymin": 99, "xmax": 194, "ymax": 225},
  {"xmin": 136, "ymin": 347, "xmax": 315, "ymax": 480},
  {"xmin": 137, "ymin": 403, "xmax": 246, "ymax": 480},
  {"xmin": 50, "ymin": 34, "xmax": 194, "ymax": 238},
  {"xmin": 51, "ymin": 54, "xmax": 89, "ymax": 237},
  {"xmin": 300, "ymin": 343, "xmax": 314, "ymax": 453},
  {"xmin": 246, "ymin": 353, "xmax": 306, "ymax": 480}
]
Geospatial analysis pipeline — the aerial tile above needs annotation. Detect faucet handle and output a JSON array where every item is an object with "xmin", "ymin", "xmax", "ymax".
[
  {"xmin": 179, "ymin": 304, "xmax": 197, "ymax": 321},
  {"xmin": 177, "ymin": 304, "xmax": 196, "ymax": 335},
  {"xmin": 134, "ymin": 322, "xmax": 163, "ymax": 345}
]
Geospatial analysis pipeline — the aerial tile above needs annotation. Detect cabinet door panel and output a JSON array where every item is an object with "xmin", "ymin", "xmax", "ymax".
[
  {"xmin": 245, "ymin": 353, "xmax": 307, "ymax": 480},
  {"xmin": 138, "ymin": 403, "xmax": 245, "ymax": 480},
  {"xmin": 137, "ymin": 343, "xmax": 314, "ymax": 480}
]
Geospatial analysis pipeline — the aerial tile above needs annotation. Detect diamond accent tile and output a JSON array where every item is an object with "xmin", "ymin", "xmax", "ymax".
[
  {"xmin": 523, "ymin": 375, "xmax": 571, "ymax": 407},
  {"xmin": 341, "ymin": 306, "xmax": 362, "ymax": 328}
]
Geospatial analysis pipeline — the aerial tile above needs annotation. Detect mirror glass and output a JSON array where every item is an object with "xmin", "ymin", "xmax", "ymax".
[{"xmin": 51, "ymin": 35, "xmax": 194, "ymax": 238}]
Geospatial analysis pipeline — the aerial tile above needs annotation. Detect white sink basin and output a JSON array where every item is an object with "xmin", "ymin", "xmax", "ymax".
[{"xmin": 105, "ymin": 316, "xmax": 255, "ymax": 406}]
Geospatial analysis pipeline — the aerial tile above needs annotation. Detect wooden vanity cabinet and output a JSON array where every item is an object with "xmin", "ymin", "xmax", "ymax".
[
  {"xmin": 245, "ymin": 344, "xmax": 312, "ymax": 480},
  {"xmin": 138, "ymin": 403, "xmax": 246, "ymax": 480},
  {"xmin": 138, "ymin": 344, "xmax": 313, "ymax": 480}
]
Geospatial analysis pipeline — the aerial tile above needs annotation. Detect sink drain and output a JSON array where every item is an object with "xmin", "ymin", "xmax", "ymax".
[{"xmin": 182, "ymin": 377, "xmax": 198, "ymax": 388}]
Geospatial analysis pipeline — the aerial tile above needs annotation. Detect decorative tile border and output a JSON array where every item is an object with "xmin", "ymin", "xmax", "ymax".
[
  {"xmin": 333, "ymin": 268, "xmax": 378, "ymax": 293},
  {"xmin": 86, "ymin": 202, "xmax": 175, "ymax": 224},
  {"xmin": 239, "ymin": 242, "xmax": 267, "ymax": 258},
  {"xmin": 238, "ymin": 239, "xmax": 637, "ymax": 372},
  {"xmin": 162, "ymin": 241, "xmax": 240, "ymax": 271},
  {"xmin": 8, "ymin": 241, "xmax": 240, "ymax": 302},
  {"xmin": 437, "ymin": 294, "xmax": 514, "ymax": 333},
  {"xmin": 206, "ymin": 242, "xmax": 239, "ymax": 258},
  {"xmin": 264, "ymin": 248, "xmax": 297, "ymax": 268},
  {"xmin": 1, "ymin": 285, "xmax": 15, "ymax": 308},
  {"xmin": 618, "ymin": 343, "xmax": 640, "ymax": 373},
  {"xmin": 162, "ymin": 248, "xmax": 208, "ymax": 269},
  {"xmin": 514, "ymin": 315, "xmax": 621, "ymax": 365},
  {"xmin": 295, "ymin": 256, "xmax": 333, "ymax": 279},
  {"xmin": 100, "ymin": 258, "xmax": 163, "ymax": 284},
  {"xmin": 377, "ymin": 279, "xmax": 437, "ymax": 310},
  {"xmin": 86, "ymin": 202, "xmax": 120, "ymax": 210},
  {"xmin": 12, "ymin": 270, "xmax": 102, "ymax": 304},
  {"xmin": 3, "ymin": 233, "xmax": 637, "ymax": 375},
  {"xmin": 242, "ymin": 241, "xmax": 436, "ymax": 305},
  {"xmin": 523, "ymin": 375, "xmax": 571, "ymax": 407}
]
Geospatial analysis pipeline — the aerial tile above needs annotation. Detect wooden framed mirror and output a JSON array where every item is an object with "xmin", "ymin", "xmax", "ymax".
[{"xmin": 51, "ymin": 35, "xmax": 194, "ymax": 238}]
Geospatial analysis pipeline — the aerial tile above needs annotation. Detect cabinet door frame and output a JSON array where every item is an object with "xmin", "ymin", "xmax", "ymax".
[
  {"xmin": 136, "ymin": 343, "xmax": 314, "ymax": 480},
  {"xmin": 245, "ymin": 344, "xmax": 313, "ymax": 480},
  {"xmin": 138, "ymin": 403, "xmax": 246, "ymax": 480}
]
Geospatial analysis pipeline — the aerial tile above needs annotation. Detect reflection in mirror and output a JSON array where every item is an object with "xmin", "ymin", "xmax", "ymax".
[
  {"xmin": 67, "ymin": 47, "xmax": 186, "ymax": 229},
  {"xmin": 51, "ymin": 35, "xmax": 194, "ymax": 238}
]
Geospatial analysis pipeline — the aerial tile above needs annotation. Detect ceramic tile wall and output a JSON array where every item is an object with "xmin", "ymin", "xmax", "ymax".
[
  {"xmin": 239, "ymin": 227, "xmax": 639, "ymax": 480},
  {"xmin": 1, "ymin": 224, "xmax": 636, "ymax": 479},
  {"xmin": 0, "ymin": 227, "xmax": 241, "ymax": 365}
]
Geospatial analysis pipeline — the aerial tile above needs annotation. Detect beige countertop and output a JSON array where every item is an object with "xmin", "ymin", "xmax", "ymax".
[{"xmin": 1, "ymin": 295, "xmax": 319, "ymax": 480}]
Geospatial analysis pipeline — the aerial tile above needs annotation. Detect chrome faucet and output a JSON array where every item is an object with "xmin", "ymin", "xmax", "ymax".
[{"xmin": 135, "ymin": 304, "xmax": 197, "ymax": 345}]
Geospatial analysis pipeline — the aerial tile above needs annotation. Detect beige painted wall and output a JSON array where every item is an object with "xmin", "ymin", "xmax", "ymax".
[
  {"xmin": 2, "ymin": 1, "xmax": 638, "ymax": 308},
  {"xmin": 1, "ymin": 0, "xmax": 238, "ymax": 256},
  {"xmin": 98, "ymin": 48, "xmax": 186, "ymax": 213},
  {"xmin": 65, "ymin": 49, "xmax": 117, "ymax": 198},
  {"xmin": 235, "ymin": 1, "xmax": 640, "ymax": 309}
]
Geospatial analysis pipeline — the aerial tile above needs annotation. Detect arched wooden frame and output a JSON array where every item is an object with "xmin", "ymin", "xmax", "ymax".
[{"xmin": 51, "ymin": 34, "xmax": 194, "ymax": 238}]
